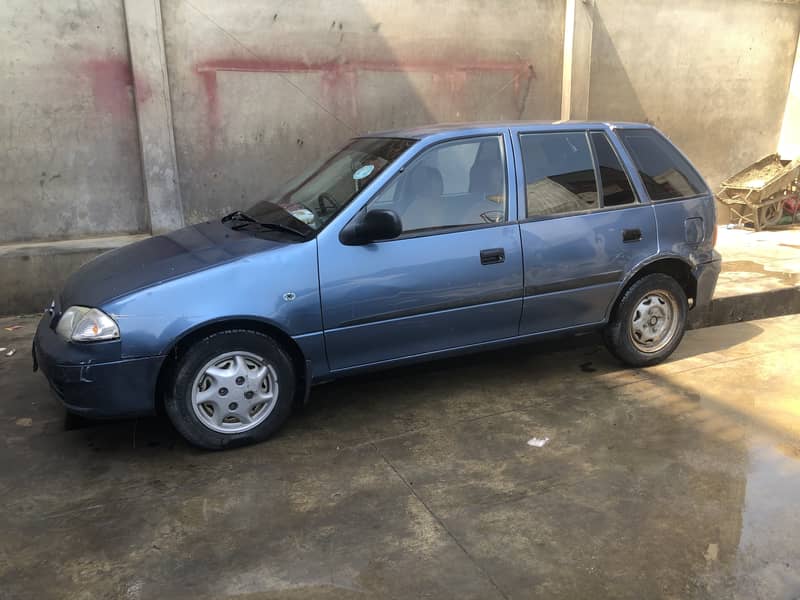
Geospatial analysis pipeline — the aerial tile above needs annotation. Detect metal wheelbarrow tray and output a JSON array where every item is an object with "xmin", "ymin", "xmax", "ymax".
[{"xmin": 717, "ymin": 153, "xmax": 800, "ymax": 231}]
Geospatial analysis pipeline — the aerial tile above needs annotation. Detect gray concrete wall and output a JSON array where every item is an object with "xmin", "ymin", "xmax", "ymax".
[
  {"xmin": 161, "ymin": 0, "xmax": 566, "ymax": 223},
  {"xmin": 568, "ymin": 0, "xmax": 594, "ymax": 120},
  {"xmin": 0, "ymin": 235, "xmax": 149, "ymax": 315},
  {"xmin": 124, "ymin": 0, "xmax": 185, "ymax": 234},
  {"xmin": 588, "ymin": 0, "xmax": 800, "ymax": 192},
  {"xmin": 2, "ymin": 0, "xmax": 799, "ymax": 248},
  {"xmin": 0, "ymin": 0, "xmax": 147, "ymax": 244},
  {"xmin": 779, "ymin": 31, "xmax": 800, "ymax": 160},
  {"xmin": 562, "ymin": 0, "xmax": 595, "ymax": 120}
]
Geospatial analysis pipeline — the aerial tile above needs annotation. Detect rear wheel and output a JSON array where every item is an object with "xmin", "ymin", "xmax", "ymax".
[
  {"xmin": 603, "ymin": 274, "xmax": 688, "ymax": 367},
  {"xmin": 165, "ymin": 329, "xmax": 295, "ymax": 449}
]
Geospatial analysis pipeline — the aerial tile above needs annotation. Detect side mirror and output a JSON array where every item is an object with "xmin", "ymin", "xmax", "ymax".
[{"xmin": 340, "ymin": 209, "xmax": 403, "ymax": 245}]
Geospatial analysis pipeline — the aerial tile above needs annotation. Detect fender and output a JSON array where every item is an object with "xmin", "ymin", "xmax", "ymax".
[
  {"xmin": 603, "ymin": 253, "xmax": 696, "ymax": 321},
  {"xmin": 155, "ymin": 314, "xmax": 328, "ymax": 408}
]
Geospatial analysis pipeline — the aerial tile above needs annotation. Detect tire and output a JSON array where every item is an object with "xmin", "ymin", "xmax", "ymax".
[
  {"xmin": 602, "ymin": 273, "xmax": 688, "ymax": 367},
  {"xmin": 165, "ymin": 329, "xmax": 295, "ymax": 450}
]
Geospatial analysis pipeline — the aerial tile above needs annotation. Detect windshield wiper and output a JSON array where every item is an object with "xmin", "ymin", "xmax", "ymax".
[
  {"xmin": 221, "ymin": 210, "xmax": 257, "ymax": 224},
  {"xmin": 223, "ymin": 210, "xmax": 309, "ymax": 238},
  {"xmin": 232, "ymin": 221, "xmax": 308, "ymax": 237}
]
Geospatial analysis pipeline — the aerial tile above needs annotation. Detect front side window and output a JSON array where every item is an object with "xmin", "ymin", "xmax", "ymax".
[
  {"xmin": 368, "ymin": 136, "xmax": 507, "ymax": 233},
  {"xmin": 521, "ymin": 132, "xmax": 599, "ymax": 218},
  {"xmin": 243, "ymin": 137, "xmax": 415, "ymax": 233},
  {"xmin": 617, "ymin": 129, "xmax": 706, "ymax": 201}
]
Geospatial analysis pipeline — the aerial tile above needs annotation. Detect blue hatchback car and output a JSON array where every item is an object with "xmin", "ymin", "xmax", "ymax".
[{"xmin": 34, "ymin": 121, "xmax": 721, "ymax": 449}]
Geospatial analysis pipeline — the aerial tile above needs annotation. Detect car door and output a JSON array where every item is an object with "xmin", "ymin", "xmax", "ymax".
[
  {"xmin": 512, "ymin": 127, "xmax": 658, "ymax": 335},
  {"xmin": 317, "ymin": 132, "xmax": 523, "ymax": 371}
]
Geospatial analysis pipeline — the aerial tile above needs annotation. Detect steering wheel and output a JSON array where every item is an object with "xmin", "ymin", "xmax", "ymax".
[{"xmin": 317, "ymin": 192, "xmax": 339, "ymax": 217}]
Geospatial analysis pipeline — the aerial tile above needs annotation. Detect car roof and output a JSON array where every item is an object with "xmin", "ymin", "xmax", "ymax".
[{"xmin": 362, "ymin": 120, "xmax": 653, "ymax": 139}]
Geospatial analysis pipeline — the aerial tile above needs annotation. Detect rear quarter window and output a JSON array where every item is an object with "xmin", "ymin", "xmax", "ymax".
[{"xmin": 617, "ymin": 129, "xmax": 707, "ymax": 201}]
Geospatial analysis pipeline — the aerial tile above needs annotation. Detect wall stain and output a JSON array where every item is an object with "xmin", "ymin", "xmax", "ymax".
[
  {"xmin": 79, "ymin": 56, "xmax": 150, "ymax": 118},
  {"xmin": 195, "ymin": 57, "xmax": 536, "ymax": 133}
]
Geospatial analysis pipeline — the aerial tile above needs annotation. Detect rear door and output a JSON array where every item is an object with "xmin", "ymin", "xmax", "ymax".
[{"xmin": 512, "ymin": 127, "xmax": 658, "ymax": 335}]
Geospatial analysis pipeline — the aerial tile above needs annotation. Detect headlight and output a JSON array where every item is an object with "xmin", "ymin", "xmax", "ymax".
[{"xmin": 56, "ymin": 306, "xmax": 120, "ymax": 342}]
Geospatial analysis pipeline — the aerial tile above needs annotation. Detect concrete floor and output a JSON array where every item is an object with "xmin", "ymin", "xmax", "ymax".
[
  {"xmin": 716, "ymin": 224, "xmax": 800, "ymax": 297},
  {"xmin": 1, "ymin": 314, "xmax": 800, "ymax": 599}
]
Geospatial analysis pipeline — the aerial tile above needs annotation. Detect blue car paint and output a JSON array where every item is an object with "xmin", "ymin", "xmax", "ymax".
[
  {"xmin": 102, "ymin": 234, "xmax": 322, "ymax": 357},
  {"xmin": 60, "ymin": 220, "xmax": 274, "ymax": 309},
  {"xmin": 510, "ymin": 125, "xmax": 658, "ymax": 333},
  {"xmin": 34, "ymin": 121, "xmax": 722, "ymax": 418},
  {"xmin": 516, "ymin": 205, "xmax": 659, "ymax": 333},
  {"xmin": 319, "ymin": 223, "xmax": 525, "ymax": 370}
]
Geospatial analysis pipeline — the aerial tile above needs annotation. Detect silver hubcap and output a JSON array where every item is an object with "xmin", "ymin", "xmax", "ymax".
[
  {"xmin": 629, "ymin": 290, "xmax": 679, "ymax": 354},
  {"xmin": 191, "ymin": 351, "xmax": 279, "ymax": 434}
]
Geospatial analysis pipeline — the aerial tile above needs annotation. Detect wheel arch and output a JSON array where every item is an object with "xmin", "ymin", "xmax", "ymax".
[
  {"xmin": 606, "ymin": 257, "xmax": 697, "ymax": 321},
  {"xmin": 154, "ymin": 317, "xmax": 309, "ymax": 415}
]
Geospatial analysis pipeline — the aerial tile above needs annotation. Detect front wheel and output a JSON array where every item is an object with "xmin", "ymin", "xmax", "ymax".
[
  {"xmin": 603, "ymin": 274, "xmax": 688, "ymax": 367},
  {"xmin": 165, "ymin": 329, "xmax": 295, "ymax": 450}
]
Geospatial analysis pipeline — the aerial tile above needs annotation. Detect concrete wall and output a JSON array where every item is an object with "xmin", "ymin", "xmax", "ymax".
[
  {"xmin": 3, "ymin": 0, "xmax": 799, "ymax": 247},
  {"xmin": 779, "ymin": 31, "xmax": 800, "ymax": 160},
  {"xmin": 562, "ymin": 0, "xmax": 595, "ymax": 120},
  {"xmin": 0, "ymin": 0, "xmax": 147, "ymax": 244},
  {"xmin": 588, "ymin": 0, "xmax": 800, "ymax": 192},
  {"xmin": 161, "ymin": 0, "xmax": 566, "ymax": 223}
]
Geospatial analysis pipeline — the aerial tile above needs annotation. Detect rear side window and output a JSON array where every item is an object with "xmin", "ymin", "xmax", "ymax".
[
  {"xmin": 590, "ymin": 132, "xmax": 636, "ymax": 207},
  {"xmin": 520, "ymin": 132, "xmax": 598, "ymax": 218},
  {"xmin": 618, "ymin": 129, "xmax": 706, "ymax": 201}
]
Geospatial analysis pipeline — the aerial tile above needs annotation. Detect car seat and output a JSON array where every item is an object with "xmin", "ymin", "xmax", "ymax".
[{"xmin": 399, "ymin": 165, "xmax": 445, "ymax": 231}]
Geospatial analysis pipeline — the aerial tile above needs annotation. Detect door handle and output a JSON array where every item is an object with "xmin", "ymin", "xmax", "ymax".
[
  {"xmin": 622, "ymin": 228, "xmax": 643, "ymax": 243},
  {"xmin": 480, "ymin": 248, "xmax": 505, "ymax": 265}
]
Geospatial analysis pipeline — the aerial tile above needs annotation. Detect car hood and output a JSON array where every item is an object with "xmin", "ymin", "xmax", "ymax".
[{"xmin": 60, "ymin": 221, "xmax": 289, "ymax": 309}]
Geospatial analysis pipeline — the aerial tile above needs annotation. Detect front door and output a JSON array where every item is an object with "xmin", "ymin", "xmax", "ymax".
[
  {"xmin": 318, "ymin": 133, "xmax": 524, "ymax": 371},
  {"xmin": 512, "ymin": 128, "xmax": 658, "ymax": 335}
]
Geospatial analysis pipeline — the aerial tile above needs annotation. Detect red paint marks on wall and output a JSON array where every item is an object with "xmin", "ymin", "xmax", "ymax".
[
  {"xmin": 80, "ymin": 57, "xmax": 151, "ymax": 118},
  {"xmin": 132, "ymin": 69, "xmax": 153, "ymax": 106},
  {"xmin": 195, "ymin": 57, "xmax": 536, "ymax": 131},
  {"xmin": 198, "ymin": 69, "xmax": 220, "ymax": 130}
]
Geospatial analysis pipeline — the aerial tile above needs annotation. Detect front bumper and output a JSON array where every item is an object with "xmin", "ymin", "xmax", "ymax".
[
  {"xmin": 693, "ymin": 250, "xmax": 722, "ymax": 309},
  {"xmin": 33, "ymin": 314, "xmax": 164, "ymax": 418}
]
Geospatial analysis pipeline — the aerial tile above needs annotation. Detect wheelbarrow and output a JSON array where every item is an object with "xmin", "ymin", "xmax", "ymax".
[{"xmin": 716, "ymin": 153, "xmax": 800, "ymax": 231}]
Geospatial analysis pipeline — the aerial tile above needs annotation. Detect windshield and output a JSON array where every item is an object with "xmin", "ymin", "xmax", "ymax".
[{"xmin": 243, "ymin": 137, "xmax": 416, "ymax": 233}]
